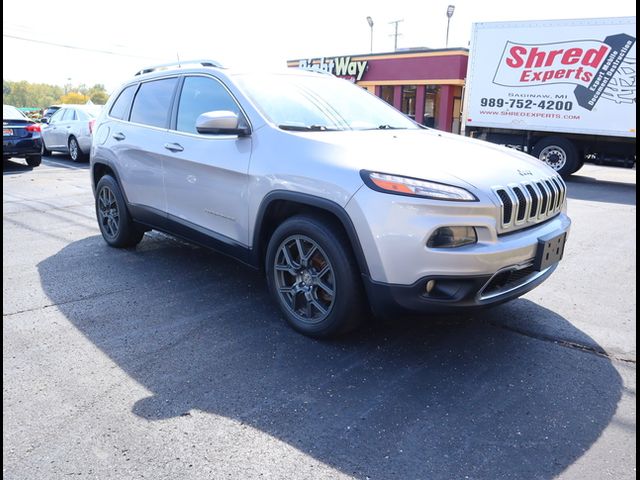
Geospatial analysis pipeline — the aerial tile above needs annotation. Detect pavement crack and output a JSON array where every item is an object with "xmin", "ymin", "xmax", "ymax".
[
  {"xmin": 3, "ymin": 287, "xmax": 132, "ymax": 317},
  {"xmin": 485, "ymin": 319, "xmax": 636, "ymax": 364}
]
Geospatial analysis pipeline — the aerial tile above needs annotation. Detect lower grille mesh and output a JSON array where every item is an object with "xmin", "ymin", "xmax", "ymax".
[{"xmin": 482, "ymin": 265, "xmax": 538, "ymax": 296}]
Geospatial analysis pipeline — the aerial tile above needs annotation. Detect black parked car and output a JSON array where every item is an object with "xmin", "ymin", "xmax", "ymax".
[{"xmin": 3, "ymin": 105, "xmax": 42, "ymax": 167}]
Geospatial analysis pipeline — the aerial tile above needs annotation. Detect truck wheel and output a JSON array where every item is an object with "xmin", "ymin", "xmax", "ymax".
[
  {"xmin": 570, "ymin": 159, "xmax": 585, "ymax": 174},
  {"xmin": 532, "ymin": 137, "xmax": 578, "ymax": 177},
  {"xmin": 265, "ymin": 215, "xmax": 366, "ymax": 338}
]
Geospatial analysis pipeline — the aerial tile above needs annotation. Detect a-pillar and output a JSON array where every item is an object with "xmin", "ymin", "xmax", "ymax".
[{"xmin": 436, "ymin": 84, "xmax": 454, "ymax": 132}]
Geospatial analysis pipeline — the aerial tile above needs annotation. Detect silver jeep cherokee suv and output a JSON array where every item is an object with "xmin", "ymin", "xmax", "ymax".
[{"xmin": 91, "ymin": 60, "xmax": 571, "ymax": 338}]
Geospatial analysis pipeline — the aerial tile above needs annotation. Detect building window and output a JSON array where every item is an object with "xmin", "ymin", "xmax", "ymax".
[
  {"xmin": 401, "ymin": 86, "xmax": 416, "ymax": 120},
  {"xmin": 380, "ymin": 86, "xmax": 394, "ymax": 105},
  {"xmin": 423, "ymin": 85, "xmax": 440, "ymax": 128}
]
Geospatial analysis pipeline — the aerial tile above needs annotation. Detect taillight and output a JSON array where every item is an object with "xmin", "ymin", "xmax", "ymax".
[
  {"xmin": 89, "ymin": 119, "xmax": 96, "ymax": 134},
  {"xmin": 26, "ymin": 124, "xmax": 41, "ymax": 132}
]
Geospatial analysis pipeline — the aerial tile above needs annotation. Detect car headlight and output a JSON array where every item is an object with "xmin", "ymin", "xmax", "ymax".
[{"xmin": 361, "ymin": 171, "xmax": 477, "ymax": 201}]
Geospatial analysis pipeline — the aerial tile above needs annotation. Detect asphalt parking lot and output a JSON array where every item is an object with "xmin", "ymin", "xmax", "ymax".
[{"xmin": 3, "ymin": 156, "xmax": 636, "ymax": 479}]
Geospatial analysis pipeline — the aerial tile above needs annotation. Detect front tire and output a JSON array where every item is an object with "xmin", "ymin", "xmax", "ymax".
[
  {"xmin": 41, "ymin": 140, "xmax": 52, "ymax": 156},
  {"xmin": 532, "ymin": 136, "xmax": 578, "ymax": 177},
  {"xmin": 95, "ymin": 175, "xmax": 144, "ymax": 248},
  {"xmin": 265, "ymin": 215, "xmax": 366, "ymax": 338}
]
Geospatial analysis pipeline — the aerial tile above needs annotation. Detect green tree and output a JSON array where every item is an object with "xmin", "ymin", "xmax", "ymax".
[
  {"xmin": 87, "ymin": 84, "xmax": 109, "ymax": 105},
  {"xmin": 3, "ymin": 80, "xmax": 63, "ymax": 108}
]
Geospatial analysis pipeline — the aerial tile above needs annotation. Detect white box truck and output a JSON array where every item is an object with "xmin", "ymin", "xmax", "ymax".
[{"xmin": 464, "ymin": 17, "xmax": 636, "ymax": 176}]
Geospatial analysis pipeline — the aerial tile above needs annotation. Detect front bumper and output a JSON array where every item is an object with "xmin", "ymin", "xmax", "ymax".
[
  {"xmin": 346, "ymin": 186, "xmax": 571, "ymax": 313},
  {"xmin": 363, "ymin": 262, "xmax": 557, "ymax": 316}
]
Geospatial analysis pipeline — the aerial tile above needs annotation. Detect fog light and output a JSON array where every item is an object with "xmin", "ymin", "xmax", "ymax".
[
  {"xmin": 427, "ymin": 226, "xmax": 477, "ymax": 248},
  {"xmin": 425, "ymin": 280, "xmax": 436, "ymax": 294}
]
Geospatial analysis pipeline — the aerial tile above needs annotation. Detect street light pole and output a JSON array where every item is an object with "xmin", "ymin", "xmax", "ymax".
[
  {"xmin": 446, "ymin": 5, "xmax": 455, "ymax": 48},
  {"xmin": 366, "ymin": 16, "xmax": 374, "ymax": 53}
]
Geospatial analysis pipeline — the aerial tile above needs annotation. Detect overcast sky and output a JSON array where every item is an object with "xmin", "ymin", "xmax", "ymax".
[{"xmin": 3, "ymin": 0, "xmax": 636, "ymax": 92}]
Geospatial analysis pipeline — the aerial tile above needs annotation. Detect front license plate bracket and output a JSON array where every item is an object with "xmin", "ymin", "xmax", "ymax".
[{"xmin": 534, "ymin": 231, "xmax": 567, "ymax": 271}]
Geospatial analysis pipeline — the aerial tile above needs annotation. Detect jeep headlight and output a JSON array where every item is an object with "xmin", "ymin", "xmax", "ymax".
[{"xmin": 361, "ymin": 171, "xmax": 477, "ymax": 201}]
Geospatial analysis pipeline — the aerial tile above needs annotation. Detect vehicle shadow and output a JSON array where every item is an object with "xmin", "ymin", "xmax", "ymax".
[
  {"xmin": 565, "ymin": 174, "xmax": 636, "ymax": 206},
  {"xmin": 42, "ymin": 154, "xmax": 91, "ymax": 168},
  {"xmin": 37, "ymin": 235, "xmax": 623, "ymax": 479},
  {"xmin": 3, "ymin": 158, "xmax": 33, "ymax": 174}
]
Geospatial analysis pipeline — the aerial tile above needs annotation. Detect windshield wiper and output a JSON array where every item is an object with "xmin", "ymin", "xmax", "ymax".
[
  {"xmin": 278, "ymin": 124, "xmax": 338, "ymax": 131},
  {"xmin": 377, "ymin": 124, "xmax": 403, "ymax": 129}
]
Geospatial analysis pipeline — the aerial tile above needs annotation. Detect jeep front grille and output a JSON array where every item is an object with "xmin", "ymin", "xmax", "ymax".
[{"xmin": 494, "ymin": 175, "xmax": 566, "ymax": 232}]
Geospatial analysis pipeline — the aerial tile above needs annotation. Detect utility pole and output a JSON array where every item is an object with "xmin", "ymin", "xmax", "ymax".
[{"xmin": 388, "ymin": 19, "xmax": 404, "ymax": 51}]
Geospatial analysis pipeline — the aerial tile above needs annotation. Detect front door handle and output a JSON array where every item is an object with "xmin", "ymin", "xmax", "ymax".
[
  {"xmin": 164, "ymin": 143, "xmax": 184, "ymax": 152},
  {"xmin": 112, "ymin": 132, "xmax": 126, "ymax": 141}
]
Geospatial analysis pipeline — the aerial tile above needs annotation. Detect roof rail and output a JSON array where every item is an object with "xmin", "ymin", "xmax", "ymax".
[{"xmin": 135, "ymin": 59, "xmax": 223, "ymax": 76}]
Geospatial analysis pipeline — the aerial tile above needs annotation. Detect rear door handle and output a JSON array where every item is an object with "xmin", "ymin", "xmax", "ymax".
[
  {"xmin": 164, "ymin": 143, "xmax": 184, "ymax": 152},
  {"xmin": 112, "ymin": 132, "xmax": 126, "ymax": 141}
]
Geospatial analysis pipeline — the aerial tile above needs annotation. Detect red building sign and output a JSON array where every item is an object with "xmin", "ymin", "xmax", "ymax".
[{"xmin": 288, "ymin": 48, "xmax": 469, "ymax": 133}]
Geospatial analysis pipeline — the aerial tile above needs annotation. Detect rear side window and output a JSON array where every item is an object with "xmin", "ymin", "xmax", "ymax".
[
  {"xmin": 62, "ymin": 109, "xmax": 77, "ymax": 121},
  {"xmin": 76, "ymin": 110, "xmax": 89, "ymax": 121},
  {"xmin": 176, "ymin": 76, "xmax": 240, "ymax": 133},
  {"xmin": 130, "ymin": 78, "xmax": 178, "ymax": 128},
  {"xmin": 110, "ymin": 85, "xmax": 137, "ymax": 121}
]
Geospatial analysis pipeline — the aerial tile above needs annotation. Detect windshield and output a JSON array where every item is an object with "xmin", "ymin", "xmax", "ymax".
[
  {"xmin": 236, "ymin": 73, "xmax": 419, "ymax": 131},
  {"xmin": 3, "ymin": 105, "xmax": 27, "ymax": 120}
]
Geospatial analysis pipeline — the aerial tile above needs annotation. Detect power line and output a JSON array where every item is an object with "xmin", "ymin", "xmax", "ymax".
[
  {"xmin": 388, "ymin": 19, "xmax": 404, "ymax": 51},
  {"xmin": 3, "ymin": 33, "xmax": 161, "ymax": 60}
]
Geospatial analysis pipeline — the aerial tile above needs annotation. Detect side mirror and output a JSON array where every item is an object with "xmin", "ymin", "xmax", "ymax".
[
  {"xmin": 195, "ymin": 111, "xmax": 250, "ymax": 136},
  {"xmin": 40, "ymin": 117, "xmax": 49, "ymax": 124}
]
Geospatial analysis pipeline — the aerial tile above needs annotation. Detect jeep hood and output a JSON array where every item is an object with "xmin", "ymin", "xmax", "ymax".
[{"xmin": 312, "ymin": 128, "xmax": 556, "ymax": 190}]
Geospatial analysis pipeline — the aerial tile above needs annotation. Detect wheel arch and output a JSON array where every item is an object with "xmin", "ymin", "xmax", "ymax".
[
  {"xmin": 251, "ymin": 191, "xmax": 370, "ymax": 276},
  {"xmin": 91, "ymin": 161, "xmax": 129, "ymax": 203}
]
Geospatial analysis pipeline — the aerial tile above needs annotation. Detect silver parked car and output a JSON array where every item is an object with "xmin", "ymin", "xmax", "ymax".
[
  {"xmin": 41, "ymin": 104, "xmax": 102, "ymax": 161},
  {"xmin": 91, "ymin": 60, "xmax": 571, "ymax": 338}
]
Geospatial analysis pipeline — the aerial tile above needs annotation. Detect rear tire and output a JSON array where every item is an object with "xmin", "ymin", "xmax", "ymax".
[
  {"xmin": 532, "ymin": 136, "xmax": 578, "ymax": 177},
  {"xmin": 68, "ymin": 136, "xmax": 87, "ymax": 162},
  {"xmin": 95, "ymin": 175, "xmax": 144, "ymax": 248},
  {"xmin": 26, "ymin": 155, "xmax": 42, "ymax": 167},
  {"xmin": 265, "ymin": 214, "xmax": 366, "ymax": 338}
]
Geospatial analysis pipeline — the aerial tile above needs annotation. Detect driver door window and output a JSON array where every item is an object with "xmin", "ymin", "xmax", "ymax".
[
  {"xmin": 49, "ymin": 109, "xmax": 65, "ymax": 124},
  {"xmin": 176, "ymin": 76, "xmax": 241, "ymax": 134}
]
